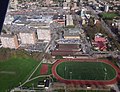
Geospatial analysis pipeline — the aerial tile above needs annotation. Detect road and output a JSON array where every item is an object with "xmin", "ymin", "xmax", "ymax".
[{"xmin": 112, "ymin": 84, "xmax": 120, "ymax": 92}]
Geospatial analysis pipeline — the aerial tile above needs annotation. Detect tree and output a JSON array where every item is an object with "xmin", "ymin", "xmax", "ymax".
[{"xmin": 44, "ymin": 53, "xmax": 53, "ymax": 63}]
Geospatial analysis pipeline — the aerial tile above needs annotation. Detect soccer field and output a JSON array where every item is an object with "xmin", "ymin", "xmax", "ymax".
[{"xmin": 56, "ymin": 61, "xmax": 116, "ymax": 80}]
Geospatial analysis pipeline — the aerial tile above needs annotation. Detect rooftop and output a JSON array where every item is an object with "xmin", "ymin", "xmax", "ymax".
[
  {"xmin": 0, "ymin": 34, "xmax": 15, "ymax": 38},
  {"xmin": 10, "ymin": 24, "xmax": 36, "ymax": 33},
  {"xmin": 64, "ymin": 28, "xmax": 80, "ymax": 36},
  {"xmin": 56, "ymin": 39, "xmax": 81, "ymax": 44}
]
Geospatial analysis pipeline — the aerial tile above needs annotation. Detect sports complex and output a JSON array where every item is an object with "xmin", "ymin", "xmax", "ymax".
[{"xmin": 52, "ymin": 58, "xmax": 120, "ymax": 85}]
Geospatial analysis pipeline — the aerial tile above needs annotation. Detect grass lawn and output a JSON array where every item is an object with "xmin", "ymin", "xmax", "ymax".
[
  {"xmin": 0, "ymin": 57, "xmax": 39, "ymax": 92},
  {"xmin": 100, "ymin": 12, "xmax": 119, "ymax": 20},
  {"xmin": 56, "ymin": 61, "xmax": 116, "ymax": 80}
]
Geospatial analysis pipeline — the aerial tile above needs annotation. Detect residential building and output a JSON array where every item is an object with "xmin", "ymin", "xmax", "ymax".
[
  {"xmin": 63, "ymin": 2, "xmax": 70, "ymax": 10},
  {"xmin": 46, "ymin": 0, "xmax": 53, "ymax": 6},
  {"xmin": 10, "ymin": 0, "xmax": 18, "ymax": 9},
  {"xmin": 0, "ymin": 34, "xmax": 19, "ymax": 49},
  {"xmin": 92, "ymin": 33, "xmax": 108, "ymax": 51},
  {"xmin": 19, "ymin": 31, "xmax": 36, "ymax": 44}
]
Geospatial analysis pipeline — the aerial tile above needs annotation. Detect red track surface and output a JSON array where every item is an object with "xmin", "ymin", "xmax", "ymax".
[
  {"xmin": 52, "ymin": 58, "xmax": 120, "ymax": 85},
  {"xmin": 40, "ymin": 64, "xmax": 48, "ymax": 75}
]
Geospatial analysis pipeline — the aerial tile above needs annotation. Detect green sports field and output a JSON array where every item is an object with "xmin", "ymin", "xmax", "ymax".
[{"xmin": 56, "ymin": 61, "xmax": 116, "ymax": 80}]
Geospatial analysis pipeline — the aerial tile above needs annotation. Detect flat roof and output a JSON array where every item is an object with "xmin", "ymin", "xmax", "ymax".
[
  {"xmin": 64, "ymin": 28, "xmax": 80, "ymax": 36},
  {"xmin": 57, "ymin": 39, "xmax": 81, "ymax": 44},
  {"xmin": 0, "ymin": 34, "xmax": 15, "ymax": 38}
]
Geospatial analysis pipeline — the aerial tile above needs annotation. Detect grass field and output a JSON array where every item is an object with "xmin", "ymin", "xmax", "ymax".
[
  {"xmin": 100, "ymin": 12, "xmax": 119, "ymax": 20},
  {"xmin": 56, "ymin": 61, "xmax": 116, "ymax": 80},
  {"xmin": 0, "ymin": 57, "xmax": 39, "ymax": 92}
]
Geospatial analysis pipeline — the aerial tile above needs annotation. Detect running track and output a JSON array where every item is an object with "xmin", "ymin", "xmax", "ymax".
[{"xmin": 52, "ymin": 58, "xmax": 120, "ymax": 85}]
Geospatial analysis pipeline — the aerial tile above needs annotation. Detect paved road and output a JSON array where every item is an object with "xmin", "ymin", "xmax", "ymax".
[{"xmin": 112, "ymin": 84, "xmax": 120, "ymax": 92}]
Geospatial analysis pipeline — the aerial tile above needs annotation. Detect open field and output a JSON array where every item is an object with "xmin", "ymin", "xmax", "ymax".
[{"xmin": 0, "ymin": 57, "xmax": 39, "ymax": 92}]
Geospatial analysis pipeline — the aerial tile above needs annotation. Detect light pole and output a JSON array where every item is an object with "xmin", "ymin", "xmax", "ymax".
[
  {"xmin": 64, "ymin": 62, "xmax": 66, "ymax": 78},
  {"xmin": 32, "ymin": 83, "xmax": 34, "ymax": 90},
  {"xmin": 70, "ymin": 72, "xmax": 72, "ymax": 79},
  {"xmin": 19, "ymin": 82, "xmax": 22, "ymax": 89},
  {"xmin": 104, "ymin": 68, "xmax": 107, "ymax": 80},
  {"xmin": 104, "ymin": 72, "xmax": 107, "ymax": 80},
  {"xmin": 65, "ymin": 66, "xmax": 66, "ymax": 77}
]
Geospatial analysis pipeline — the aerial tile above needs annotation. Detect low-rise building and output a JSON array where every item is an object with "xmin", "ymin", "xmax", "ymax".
[
  {"xmin": 64, "ymin": 29, "xmax": 80, "ymax": 39},
  {"xmin": 92, "ymin": 33, "xmax": 108, "ymax": 51},
  {"xmin": 0, "ymin": 34, "xmax": 19, "ymax": 49}
]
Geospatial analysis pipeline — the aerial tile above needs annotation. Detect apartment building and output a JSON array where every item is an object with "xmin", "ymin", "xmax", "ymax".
[
  {"xmin": 0, "ymin": 34, "xmax": 19, "ymax": 49},
  {"xmin": 19, "ymin": 31, "xmax": 36, "ymax": 44}
]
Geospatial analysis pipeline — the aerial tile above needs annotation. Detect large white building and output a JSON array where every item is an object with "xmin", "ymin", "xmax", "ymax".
[
  {"xmin": 37, "ymin": 28, "xmax": 51, "ymax": 41},
  {"xmin": 19, "ymin": 31, "xmax": 37, "ymax": 44},
  {"xmin": 66, "ymin": 0, "xmax": 71, "ymax": 3},
  {"xmin": 105, "ymin": 4, "xmax": 109, "ymax": 12},
  {"xmin": 10, "ymin": 0, "xmax": 18, "ymax": 9},
  {"xmin": 4, "ymin": 15, "xmax": 14, "ymax": 25},
  {"xmin": 66, "ymin": 15, "xmax": 74, "ymax": 26},
  {"xmin": 0, "ymin": 34, "xmax": 19, "ymax": 49}
]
